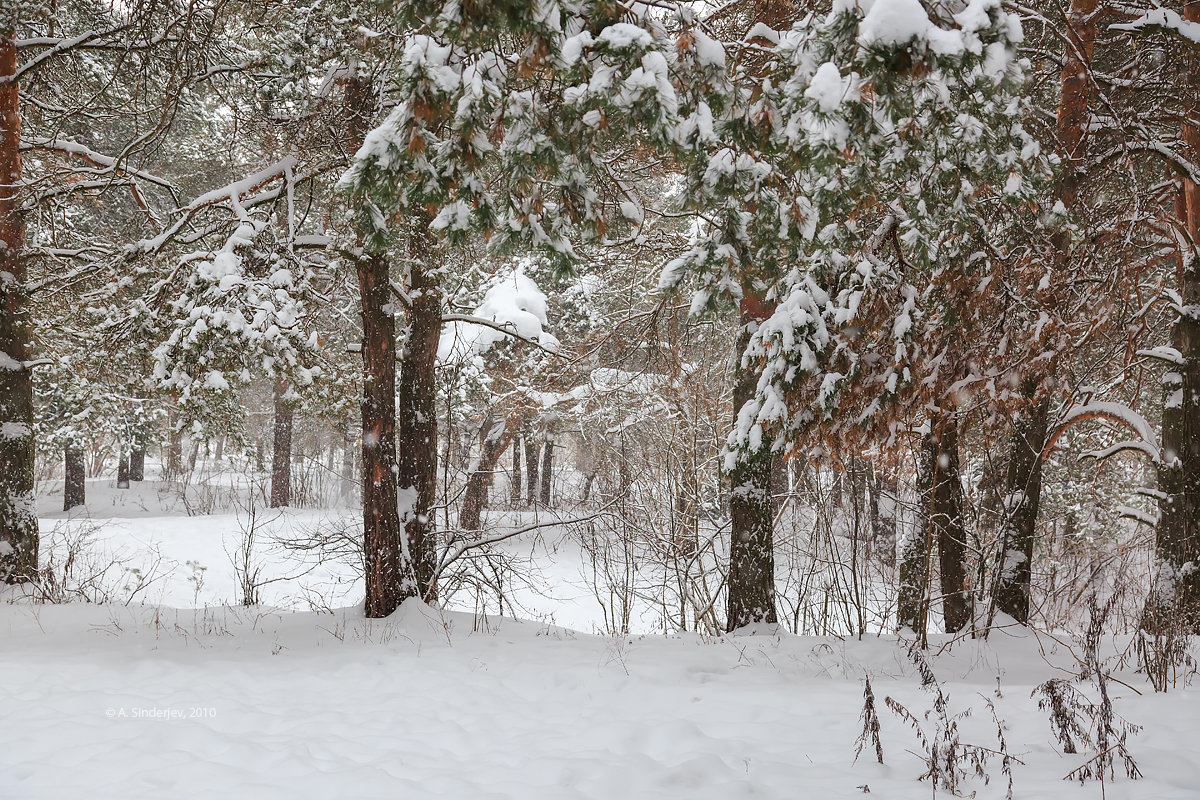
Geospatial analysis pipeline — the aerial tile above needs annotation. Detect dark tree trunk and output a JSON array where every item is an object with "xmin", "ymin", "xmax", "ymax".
[
  {"xmin": 539, "ymin": 420, "xmax": 554, "ymax": 508},
  {"xmin": 989, "ymin": 0, "xmax": 1093, "ymax": 628},
  {"xmin": 510, "ymin": 431, "xmax": 523, "ymax": 502},
  {"xmin": 726, "ymin": 297, "xmax": 776, "ymax": 630},
  {"xmin": 460, "ymin": 415, "xmax": 515, "ymax": 532},
  {"xmin": 898, "ymin": 444, "xmax": 934, "ymax": 637},
  {"xmin": 1146, "ymin": 18, "xmax": 1200, "ymax": 632},
  {"xmin": 994, "ymin": 389, "xmax": 1050, "ymax": 625},
  {"xmin": 0, "ymin": 31, "xmax": 37, "ymax": 583},
  {"xmin": 212, "ymin": 435, "xmax": 223, "ymax": 464},
  {"xmin": 932, "ymin": 419, "xmax": 970, "ymax": 634},
  {"xmin": 166, "ymin": 409, "xmax": 183, "ymax": 480},
  {"xmin": 347, "ymin": 73, "xmax": 404, "ymax": 619},
  {"xmin": 396, "ymin": 229, "xmax": 440, "ymax": 601},
  {"xmin": 582, "ymin": 472, "xmax": 596, "ymax": 502},
  {"xmin": 270, "ymin": 377, "xmax": 293, "ymax": 508},
  {"xmin": 117, "ymin": 449, "xmax": 131, "ymax": 489},
  {"xmin": 358, "ymin": 247, "xmax": 403, "ymax": 618},
  {"xmin": 64, "ymin": 447, "xmax": 85, "ymax": 511},
  {"xmin": 129, "ymin": 444, "xmax": 145, "ymax": 482},
  {"xmin": 524, "ymin": 419, "xmax": 540, "ymax": 507}
]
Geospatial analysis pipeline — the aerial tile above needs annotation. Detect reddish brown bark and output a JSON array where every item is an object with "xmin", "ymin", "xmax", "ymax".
[
  {"xmin": 346, "ymin": 73, "xmax": 405, "ymax": 618},
  {"xmin": 993, "ymin": 0, "xmax": 1097, "ymax": 625},
  {"xmin": 0, "ymin": 31, "xmax": 37, "ymax": 582}
]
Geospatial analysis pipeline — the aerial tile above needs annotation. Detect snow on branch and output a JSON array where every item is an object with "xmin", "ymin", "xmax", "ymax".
[
  {"xmin": 126, "ymin": 156, "xmax": 299, "ymax": 257},
  {"xmin": 1047, "ymin": 402, "xmax": 1161, "ymax": 463},
  {"xmin": 1137, "ymin": 346, "xmax": 1185, "ymax": 366},
  {"xmin": 21, "ymin": 137, "xmax": 175, "ymax": 190},
  {"xmin": 1110, "ymin": 8, "xmax": 1200, "ymax": 47}
]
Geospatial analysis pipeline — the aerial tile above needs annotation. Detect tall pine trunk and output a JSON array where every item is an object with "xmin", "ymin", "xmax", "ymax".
[
  {"xmin": 994, "ymin": 387, "xmax": 1049, "ymax": 625},
  {"xmin": 0, "ymin": 31, "xmax": 37, "ymax": 583},
  {"xmin": 1146, "ymin": 6, "xmax": 1200, "ymax": 632},
  {"xmin": 347, "ymin": 73, "xmax": 404, "ymax": 619},
  {"xmin": 726, "ymin": 296, "xmax": 776, "ymax": 630},
  {"xmin": 396, "ymin": 228, "xmax": 439, "ymax": 601},
  {"xmin": 270, "ymin": 377, "xmax": 293, "ymax": 508},
  {"xmin": 64, "ymin": 447, "xmax": 85, "ymax": 511},
  {"xmin": 990, "ymin": 0, "xmax": 1096, "ymax": 626},
  {"xmin": 932, "ymin": 417, "xmax": 970, "ymax": 634}
]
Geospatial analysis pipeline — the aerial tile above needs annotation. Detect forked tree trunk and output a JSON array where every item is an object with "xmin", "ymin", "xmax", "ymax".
[
  {"xmin": 898, "ymin": 413, "xmax": 969, "ymax": 637},
  {"xmin": 459, "ymin": 415, "xmax": 515, "ymax": 532},
  {"xmin": 396, "ymin": 228, "xmax": 440, "ymax": 601},
  {"xmin": 64, "ymin": 447, "xmax": 85, "ymax": 511},
  {"xmin": 994, "ymin": 387, "xmax": 1049, "ymax": 625},
  {"xmin": 347, "ymin": 73, "xmax": 404, "ymax": 619},
  {"xmin": 0, "ymin": 31, "xmax": 37, "ymax": 583},
  {"xmin": 726, "ymin": 295, "xmax": 776, "ymax": 630},
  {"xmin": 270, "ymin": 377, "xmax": 293, "ymax": 508},
  {"xmin": 1146, "ymin": 8, "xmax": 1200, "ymax": 632}
]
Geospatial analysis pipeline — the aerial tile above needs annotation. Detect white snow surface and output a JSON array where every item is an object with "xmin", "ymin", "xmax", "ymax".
[{"xmin": 3, "ymin": 478, "xmax": 1200, "ymax": 799}]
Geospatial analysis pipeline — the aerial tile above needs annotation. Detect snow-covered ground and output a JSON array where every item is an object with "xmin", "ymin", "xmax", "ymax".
[{"xmin": 3, "ymin": 478, "xmax": 1198, "ymax": 799}]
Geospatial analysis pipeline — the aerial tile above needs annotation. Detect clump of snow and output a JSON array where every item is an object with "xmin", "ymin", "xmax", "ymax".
[
  {"xmin": 804, "ymin": 62, "xmax": 856, "ymax": 113},
  {"xmin": 438, "ymin": 264, "xmax": 561, "ymax": 363}
]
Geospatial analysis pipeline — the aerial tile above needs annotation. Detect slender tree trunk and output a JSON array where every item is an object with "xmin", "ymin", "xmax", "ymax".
[
  {"xmin": 396, "ymin": 228, "xmax": 440, "ymax": 601},
  {"xmin": 117, "ymin": 448, "xmax": 131, "ymax": 489},
  {"xmin": 270, "ymin": 377, "xmax": 293, "ymax": 508},
  {"xmin": 994, "ymin": 387, "xmax": 1050, "ymax": 625},
  {"xmin": 346, "ymin": 73, "xmax": 404, "ymax": 619},
  {"xmin": 459, "ymin": 415, "xmax": 515, "ymax": 532},
  {"xmin": 726, "ymin": 296, "xmax": 776, "ymax": 630},
  {"xmin": 510, "ymin": 430, "xmax": 523, "ymax": 502},
  {"xmin": 1146, "ymin": 6, "xmax": 1200, "ymax": 632},
  {"xmin": 539, "ymin": 418, "xmax": 554, "ymax": 508},
  {"xmin": 899, "ymin": 445, "xmax": 933, "ymax": 637},
  {"xmin": 0, "ymin": 31, "xmax": 37, "ymax": 583},
  {"xmin": 340, "ymin": 417, "xmax": 356, "ymax": 506},
  {"xmin": 524, "ymin": 419, "xmax": 540, "ymax": 507},
  {"xmin": 129, "ymin": 443, "xmax": 145, "ymax": 482},
  {"xmin": 931, "ymin": 417, "xmax": 970, "ymax": 634},
  {"xmin": 64, "ymin": 447, "xmax": 85, "ymax": 511}
]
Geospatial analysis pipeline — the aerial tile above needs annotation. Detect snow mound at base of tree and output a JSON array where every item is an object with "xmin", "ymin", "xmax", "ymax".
[{"xmin": 2, "ymin": 598, "xmax": 1200, "ymax": 800}]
